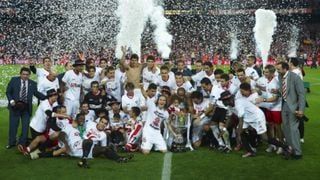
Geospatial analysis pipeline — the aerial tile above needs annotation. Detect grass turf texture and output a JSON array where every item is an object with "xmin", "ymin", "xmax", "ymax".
[{"xmin": 0, "ymin": 65, "xmax": 319, "ymax": 179}]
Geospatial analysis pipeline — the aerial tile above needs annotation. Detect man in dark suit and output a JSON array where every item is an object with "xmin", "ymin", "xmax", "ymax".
[
  {"xmin": 276, "ymin": 62, "xmax": 306, "ymax": 159},
  {"xmin": 6, "ymin": 67, "xmax": 46, "ymax": 148}
]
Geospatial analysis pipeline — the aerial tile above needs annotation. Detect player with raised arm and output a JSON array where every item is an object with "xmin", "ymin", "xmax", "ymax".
[{"xmin": 141, "ymin": 95, "xmax": 169, "ymax": 154}]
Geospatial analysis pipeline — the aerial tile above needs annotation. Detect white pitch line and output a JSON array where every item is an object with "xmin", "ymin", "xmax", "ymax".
[{"xmin": 161, "ymin": 152, "xmax": 173, "ymax": 180}]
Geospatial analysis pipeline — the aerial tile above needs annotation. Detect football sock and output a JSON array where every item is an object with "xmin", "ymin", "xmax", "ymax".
[{"xmin": 82, "ymin": 139, "xmax": 93, "ymax": 159}]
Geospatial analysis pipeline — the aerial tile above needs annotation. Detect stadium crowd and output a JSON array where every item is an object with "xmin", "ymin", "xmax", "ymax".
[
  {"xmin": 1, "ymin": 20, "xmax": 320, "ymax": 67},
  {"xmin": 5, "ymin": 44, "xmax": 308, "ymax": 168}
]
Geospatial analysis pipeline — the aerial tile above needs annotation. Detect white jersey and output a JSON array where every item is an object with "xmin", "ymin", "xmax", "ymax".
[
  {"xmin": 145, "ymin": 98, "xmax": 169, "ymax": 130},
  {"xmin": 30, "ymin": 99, "xmax": 57, "ymax": 133},
  {"xmin": 56, "ymin": 118, "xmax": 70, "ymax": 130},
  {"xmin": 173, "ymin": 81, "xmax": 195, "ymax": 94},
  {"xmin": 193, "ymin": 98, "xmax": 211, "ymax": 115},
  {"xmin": 108, "ymin": 110, "xmax": 129, "ymax": 125},
  {"xmin": 63, "ymin": 124, "xmax": 83, "ymax": 157},
  {"xmin": 82, "ymin": 75, "xmax": 99, "ymax": 95},
  {"xmin": 261, "ymin": 77, "xmax": 282, "ymax": 111},
  {"xmin": 101, "ymin": 77, "xmax": 122, "ymax": 102},
  {"xmin": 191, "ymin": 71, "xmax": 216, "ymax": 88},
  {"xmin": 115, "ymin": 68, "xmax": 126, "ymax": 84},
  {"xmin": 36, "ymin": 68, "xmax": 50, "ymax": 80},
  {"xmin": 256, "ymin": 76, "xmax": 268, "ymax": 98},
  {"xmin": 121, "ymin": 92, "xmax": 146, "ymax": 111},
  {"xmin": 157, "ymin": 72, "xmax": 176, "ymax": 90},
  {"xmin": 142, "ymin": 67, "xmax": 160, "ymax": 90},
  {"xmin": 235, "ymin": 91, "xmax": 260, "ymax": 105},
  {"xmin": 95, "ymin": 67, "xmax": 103, "ymax": 82},
  {"xmin": 209, "ymin": 86, "xmax": 227, "ymax": 109},
  {"xmin": 85, "ymin": 121, "xmax": 107, "ymax": 146},
  {"xmin": 84, "ymin": 110, "xmax": 96, "ymax": 125},
  {"xmin": 62, "ymin": 70, "xmax": 83, "ymax": 100},
  {"xmin": 221, "ymin": 81, "xmax": 239, "ymax": 95},
  {"xmin": 245, "ymin": 67, "xmax": 259, "ymax": 81},
  {"xmin": 115, "ymin": 68, "xmax": 126, "ymax": 97},
  {"xmin": 230, "ymin": 75, "xmax": 241, "ymax": 88},
  {"xmin": 229, "ymin": 98, "xmax": 266, "ymax": 134},
  {"xmin": 110, "ymin": 120, "xmax": 125, "ymax": 129},
  {"xmin": 37, "ymin": 76, "xmax": 60, "ymax": 96},
  {"xmin": 230, "ymin": 98, "xmax": 265, "ymax": 123}
]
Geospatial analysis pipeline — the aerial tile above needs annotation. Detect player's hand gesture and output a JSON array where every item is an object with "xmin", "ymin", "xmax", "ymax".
[{"xmin": 121, "ymin": 46, "xmax": 127, "ymax": 55}]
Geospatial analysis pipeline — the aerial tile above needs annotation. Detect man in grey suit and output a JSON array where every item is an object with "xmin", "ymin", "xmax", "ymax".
[
  {"xmin": 6, "ymin": 67, "xmax": 45, "ymax": 148},
  {"xmin": 276, "ymin": 61, "xmax": 306, "ymax": 159}
]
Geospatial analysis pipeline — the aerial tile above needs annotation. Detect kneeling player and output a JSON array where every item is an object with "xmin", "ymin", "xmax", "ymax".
[
  {"xmin": 124, "ymin": 107, "xmax": 143, "ymax": 152},
  {"xmin": 141, "ymin": 95, "xmax": 169, "ymax": 154},
  {"xmin": 77, "ymin": 116, "xmax": 133, "ymax": 168}
]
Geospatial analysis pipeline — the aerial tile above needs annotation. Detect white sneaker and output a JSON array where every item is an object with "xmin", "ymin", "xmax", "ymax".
[
  {"xmin": 265, "ymin": 145, "xmax": 276, "ymax": 153},
  {"xmin": 276, "ymin": 147, "xmax": 283, "ymax": 155},
  {"xmin": 30, "ymin": 149, "xmax": 41, "ymax": 160},
  {"xmin": 300, "ymin": 138, "xmax": 304, "ymax": 143}
]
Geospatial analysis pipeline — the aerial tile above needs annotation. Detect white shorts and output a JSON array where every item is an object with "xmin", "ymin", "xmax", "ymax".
[
  {"xmin": 64, "ymin": 98, "xmax": 80, "ymax": 118},
  {"xmin": 243, "ymin": 119, "xmax": 267, "ymax": 135},
  {"xmin": 192, "ymin": 117, "xmax": 210, "ymax": 143},
  {"xmin": 141, "ymin": 126, "xmax": 167, "ymax": 151},
  {"xmin": 68, "ymin": 140, "xmax": 93, "ymax": 159}
]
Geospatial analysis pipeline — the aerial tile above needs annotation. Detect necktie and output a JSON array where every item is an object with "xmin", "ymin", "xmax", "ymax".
[
  {"xmin": 21, "ymin": 80, "xmax": 27, "ymax": 103},
  {"xmin": 282, "ymin": 78, "xmax": 287, "ymax": 101}
]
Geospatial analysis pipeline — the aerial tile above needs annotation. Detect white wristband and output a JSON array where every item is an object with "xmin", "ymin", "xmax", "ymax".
[{"xmin": 200, "ymin": 114, "xmax": 205, "ymax": 119}]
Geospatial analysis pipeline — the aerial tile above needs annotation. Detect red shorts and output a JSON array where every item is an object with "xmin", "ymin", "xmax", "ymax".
[
  {"xmin": 43, "ymin": 133, "xmax": 58, "ymax": 147},
  {"xmin": 266, "ymin": 110, "xmax": 282, "ymax": 125}
]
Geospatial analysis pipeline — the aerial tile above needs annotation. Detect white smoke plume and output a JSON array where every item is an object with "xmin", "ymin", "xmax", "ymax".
[
  {"xmin": 150, "ymin": 3, "xmax": 173, "ymax": 59},
  {"xmin": 115, "ymin": 0, "xmax": 172, "ymax": 59},
  {"xmin": 253, "ymin": 9, "xmax": 277, "ymax": 67},
  {"xmin": 229, "ymin": 32, "xmax": 239, "ymax": 60},
  {"xmin": 288, "ymin": 25, "xmax": 300, "ymax": 58},
  {"xmin": 115, "ymin": 0, "xmax": 152, "ymax": 58}
]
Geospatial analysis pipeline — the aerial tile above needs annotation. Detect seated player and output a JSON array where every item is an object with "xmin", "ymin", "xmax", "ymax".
[
  {"xmin": 109, "ymin": 113, "xmax": 126, "ymax": 147},
  {"xmin": 190, "ymin": 91, "xmax": 214, "ymax": 148},
  {"xmin": 124, "ymin": 107, "xmax": 143, "ymax": 152},
  {"xmin": 19, "ymin": 106, "xmax": 71, "ymax": 158},
  {"xmin": 78, "ymin": 116, "xmax": 134, "ymax": 168}
]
